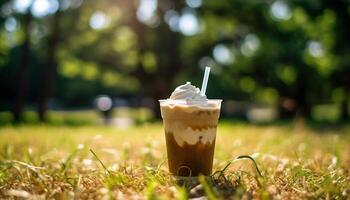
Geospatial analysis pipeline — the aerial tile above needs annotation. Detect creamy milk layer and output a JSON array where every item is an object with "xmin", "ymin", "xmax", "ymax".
[
  {"xmin": 160, "ymin": 82, "xmax": 221, "ymax": 147},
  {"xmin": 164, "ymin": 121, "xmax": 217, "ymax": 146},
  {"xmin": 160, "ymin": 104, "xmax": 220, "ymax": 147}
]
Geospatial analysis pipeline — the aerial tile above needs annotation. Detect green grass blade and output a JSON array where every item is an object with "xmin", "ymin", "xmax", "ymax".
[
  {"xmin": 61, "ymin": 148, "xmax": 80, "ymax": 174},
  {"xmin": 90, "ymin": 149, "xmax": 111, "ymax": 175},
  {"xmin": 212, "ymin": 155, "xmax": 262, "ymax": 179},
  {"xmin": 199, "ymin": 175, "xmax": 219, "ymax": 200},
  {"xmin": 146, "ymin": 180, "xmax": 160, "ymax": 200},
  {"xmin": 235, "ymin": 155, "xmax": 262, "ymax": 177}
]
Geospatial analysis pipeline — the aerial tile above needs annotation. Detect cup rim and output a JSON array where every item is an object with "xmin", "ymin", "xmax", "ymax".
[{"xmin": 158, "ymin": 99, "xmax": 222, "ymax": 103}]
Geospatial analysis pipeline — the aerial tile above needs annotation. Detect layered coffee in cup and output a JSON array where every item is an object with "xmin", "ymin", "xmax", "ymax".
[{"xmin": 160, "ymin": 82, "xmax": 221, "ymax": 177}]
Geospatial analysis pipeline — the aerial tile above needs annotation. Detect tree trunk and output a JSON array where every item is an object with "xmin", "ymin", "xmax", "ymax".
[
  {"xmin": 295, "ymin": 98, "xmax": 311, "ymax": 120},
  {"xmin": 38, "ymin": 11, "xmax": 61, "ymax": 122},
  {"xmin": 125, "ymin": 0, "xmax": 182, "ymax": 119},
  {"xmin": 294, "ymin": 71, "xmax": 311, "ymax": 120},
  {"xmin": 153, "ymin": 79, "xmax": 173, "ymax": 118},
  {"xmin": 340, "ymin": 90, "xmax": 349, "ymax": 122},
  {"xmin": 13, "ymin": 11, "xmax": 32, "ymax": 122}
]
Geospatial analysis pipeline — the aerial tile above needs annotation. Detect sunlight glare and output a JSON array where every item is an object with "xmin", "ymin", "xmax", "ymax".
[
  {"xmin": 137, "ymin": 0, "xmax": 159, "ymax": 27},
  {"xmin": 31, "ymin": 0, "xmax": 59, "ymax": 18},
  {"xmin": 164, "ymin": 10, "xmax": 179, "ymax": 31},
  {"xmin": 213, "ymin": 44, "xmax": 235, "ymax": 65},
  {"xmin": 13, "ymin": 0, "xmax": 32, "ymax": 13},
  {"xmin": 241, "ymin": 34, "xmax": 260, "ymax": 57},
  {"xmin": 270, "ymin": 1, "xmax": 291, "ymax": 21},
  {"xmin": 307, "ymin": 41, "xmax": 324, "ymax": 57},
  {"xmin": 4, "ymin": 17, "xmax": 17, "ymax": 32},
  {"xmin": 90, "ymin": 11, "xmax": 110, "ymax": 30},
  {"xmin": 185, "ymin": 0, "xmax": 202, "ymax": 8},
  {"xmin": 179, "ymin": 11, "xmax": 199, "ymax": 36}
]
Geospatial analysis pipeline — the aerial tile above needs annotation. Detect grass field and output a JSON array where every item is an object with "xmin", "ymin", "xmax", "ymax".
[{"xmin": 0, "ymin": 122, "xmax": 349, "ymax": 199}]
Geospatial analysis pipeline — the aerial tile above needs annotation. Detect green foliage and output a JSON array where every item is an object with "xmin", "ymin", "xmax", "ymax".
[
  {"xmin": 0, "ymin": 0, "xmax": 349, "ymax": 122},
  {"xmin": 142, "ymin": 51, "xmax": 157, "ymax": 73},
  {"xmin": 311, "ymin": 104, "xmax": 340, "ymax": 122}
]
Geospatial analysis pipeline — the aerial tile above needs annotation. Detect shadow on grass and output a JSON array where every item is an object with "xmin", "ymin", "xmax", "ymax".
[
  {"xmin": 174, "ymin": 155, "xmax": 263, "ymax": 199},
  {"xmin": 174, "ymin": 171, "xmax": 259, "ymax": 199}
]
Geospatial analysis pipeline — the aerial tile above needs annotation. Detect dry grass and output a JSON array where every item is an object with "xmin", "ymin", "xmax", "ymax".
[{"xmin": 0, "ymin": 123, "xmax": 349, "ymax": 199}]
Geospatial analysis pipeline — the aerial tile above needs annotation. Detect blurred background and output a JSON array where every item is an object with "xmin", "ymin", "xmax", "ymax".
[{"xmin": 0, "ymin": 0, "xmax": 349, "ymax": 126}]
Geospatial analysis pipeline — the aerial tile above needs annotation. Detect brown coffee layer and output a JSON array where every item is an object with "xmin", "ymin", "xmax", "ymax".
[{"xmin": 165, "ymin": 131, "xmax": 215, "ymax": 176}]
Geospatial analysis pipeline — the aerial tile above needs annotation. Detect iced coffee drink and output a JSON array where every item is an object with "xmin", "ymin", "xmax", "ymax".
[{"xmin": 160, "ymin": 82, "xmax": 221, "ymax": 176}]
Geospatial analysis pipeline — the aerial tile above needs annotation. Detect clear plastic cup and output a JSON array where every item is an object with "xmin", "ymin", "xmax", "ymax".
[{"xmin": 159, "ymin": 99, "xmax": 222, "ymax": 177}]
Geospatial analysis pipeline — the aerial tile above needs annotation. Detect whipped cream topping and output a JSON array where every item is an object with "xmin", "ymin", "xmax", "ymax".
[{"xmin": 169, "ymin": 82, "xmax": 207, "ymax": 102}]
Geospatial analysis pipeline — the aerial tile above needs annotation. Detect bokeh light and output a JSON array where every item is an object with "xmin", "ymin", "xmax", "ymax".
[
  {"xmin": 185, "ymin": 0, "xmax": 203, "ymax": 8},
  {"xmin": 89, "ymin": 11, "xmax": 110, "ymax": 30},
  {"xmin": 96, "ymin": 96, "xmax": 112, "ymax": 111},
  {"xmin": 307, "ymin": 41, "xmax": 325, "ymax": 57},
  {"xmin": 13, "ymin": 0, "xmax": 32, "ymax": 13},
  {"xmin": 137, "ymin": 0, "xmax": 159, "ymax": 27},
  {"xmin": 31, "ymin": 0, "xmax": 59, "ymax": 18},
  {"xmin": 164, "ymin": 10, "xmax": 179, "ymax": 32},
  {"xmin": 240, "ymin": 34, "xmax": 260, "ymax": 57},
  {"xmin": 270, "ymin": 1, "xmax": 292, "ymax": 21},
  {"xmin": 213, "ymin": 44, "xmax": 235, "ymax": 65},
  {"xmin": 179, "ymin": 10, "xmax": 199, "ymax": 36},
  {"xmin": 4, "ymin": 17, "xmax": 17, "ymax": 32}
]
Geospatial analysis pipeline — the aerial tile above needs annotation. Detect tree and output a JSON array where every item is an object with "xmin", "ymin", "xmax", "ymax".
[
  {"xmin": 13, "ymin": 5, "xmax": 33, "ymax": 122},
  {"xmin": 193, "ymin": 0, "xmax": 341, "ymax": 120},
  {"xmin": 322, "ymin": 0, "xmax": 350, "ymax": 121},
  {"xmin": 37, "ymin": 9, "xmax": 62, "ymax": 122}
]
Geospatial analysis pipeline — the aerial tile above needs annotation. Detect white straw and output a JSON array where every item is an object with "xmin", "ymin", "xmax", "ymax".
[{"xmin": 200, "ymin": 66, "xmax": 211, "ymax": 96}]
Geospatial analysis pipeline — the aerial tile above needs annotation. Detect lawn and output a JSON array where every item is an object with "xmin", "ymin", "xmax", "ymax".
[{"xmin": 0, "ymin": 122, "xmax": 349, "ymax": 199}]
